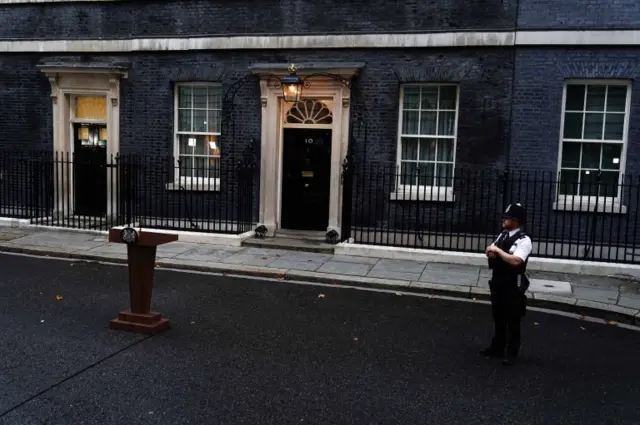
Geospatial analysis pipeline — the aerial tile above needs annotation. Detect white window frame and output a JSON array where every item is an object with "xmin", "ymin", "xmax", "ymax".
[
  {"xmin": 555, "ymin": 79, "xmax": 631, "ymax": 213},
  {"xmin": 169, "ymin": 82, "xmax": 222, "ymax": 191},
  {"xmin": 392, "ymin": 83, "xmax": 460, "ymax": 202}
]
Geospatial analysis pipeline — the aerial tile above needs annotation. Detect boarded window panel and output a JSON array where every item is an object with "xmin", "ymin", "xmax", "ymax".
[{"xmin": 75, "ymin": 96, "xmax": 107, "ymax": 120}]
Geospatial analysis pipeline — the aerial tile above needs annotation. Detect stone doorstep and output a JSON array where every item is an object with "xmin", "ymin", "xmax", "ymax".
[{"xmin": 0, "ymin": 244, "xmax": 638, "ymax": 326}]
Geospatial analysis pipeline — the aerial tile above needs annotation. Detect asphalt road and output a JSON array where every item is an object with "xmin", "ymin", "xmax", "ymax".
[{"xmin": 0, "ymin": 253, "xmax": 639, "ymax": 425}]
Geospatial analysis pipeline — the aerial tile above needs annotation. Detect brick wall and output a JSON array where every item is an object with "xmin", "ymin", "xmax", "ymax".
[
  {"xmin": 0, "ymin": 55, "xmax": 52, "ymax": 152},
  {"xmin": 1, "ymin": 46, "xmax": 638, "ymax": 249},
  {"xmin": 3, "ymin": 0, "xmax": 639, "ymax": 40},
  {"xmin": 0, "ymin": 0, "xmax": 517, "ymax": 40},
  {"xmin": 518, "ymin": 0, "xmax": 640, "ymax": 29},
  {"xmin": 511, "ymin": 47, "xmax": 640, "ymax": 172},
  {"xmin": 507, "ymin": 47, "xmax": 640, "ymax": 250},
  {"xmin": 0, "ymin": 48, "xmax": 512, "ymax": 228},
  {"xmin": 0, "ymin": 48, "xmax": 513, "ymax": 165}
]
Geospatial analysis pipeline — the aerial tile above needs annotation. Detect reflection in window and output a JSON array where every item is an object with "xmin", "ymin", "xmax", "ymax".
[
  {"xmin": 398, "ymin": 84, "xmax": 459, "ymax": 189},
  {"xmin": 175, "ymin": 84, "xmax": 222, "ymax": 185},
  {"xmin": 559, "ymin": 82, "xmax": 630, "ymax": 198}
]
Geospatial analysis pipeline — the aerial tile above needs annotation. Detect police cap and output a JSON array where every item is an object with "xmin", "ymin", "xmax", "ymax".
[{"xmin": 502, "ymin": 203, "xmax": 527, "ymax": 224}]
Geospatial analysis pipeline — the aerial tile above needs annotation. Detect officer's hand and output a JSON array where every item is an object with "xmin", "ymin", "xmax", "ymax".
[
  {"xmin": 486, "ymin": 245, "xmax": 500, "ymax": 254},
  {"xmin": 487, "ymin": 252, "xmax": 497, "ymax": 259}
]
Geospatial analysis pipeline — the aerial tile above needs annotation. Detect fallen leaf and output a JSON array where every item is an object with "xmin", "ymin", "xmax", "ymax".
[
  {"xmin": 533, "ymin": 322, "xmax": 539, "ymax": 326},
  {"xmin": 472, "ymin": 297, "xmax": 477, "ymax": 301},
  {"xmin": 353, "ymin": 337, "xmax": 358, "ymax": 341},
  {"xmin": 395, "ymin": 292, "xmax": 402, "ymax": 296},
  {"xmin": 318, "ymin": 294, "xmax": 326, "ymax": 299},
  {"xmin": 190, "ymin": 321, "xmax": 195, "ymax": 325},
  {"xmin": 39, "ymin": 292, "xmax": 43, "ymax": 296},
  {"xmin": 580, "ymin": 327, "xmax": 586, "ymax": 331},
  {"xmin": 607, "ymin": 320, "xmax": 618, "ymax": 326},
  {"xmin": 40, "ymin": 320, "xmax": 45, "ymax": 323},
  {"xmin": 55, "ymin": 295, "xmax": 63, "ymax": 301}
]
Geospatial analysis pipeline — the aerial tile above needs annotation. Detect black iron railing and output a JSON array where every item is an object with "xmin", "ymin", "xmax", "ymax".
[
  {"xmin": 0, "ymin": 150, "xmax": 255, "ymax": 234},
  {"xmin": 348, "ymin": 163, "xmax": 640, "ymax": 264},
  {"xmin": 3, "ymin": 150, "xmax": 640, "ymax": 263}
]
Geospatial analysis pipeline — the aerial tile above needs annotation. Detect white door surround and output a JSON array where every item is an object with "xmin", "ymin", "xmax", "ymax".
[
  {"xmin": 39, "ymin": 63, "xmax": 128, "ymax": 217},
  {"xmin": 252, "ymin": 63, "xmax": 363, "ymax": 238}
]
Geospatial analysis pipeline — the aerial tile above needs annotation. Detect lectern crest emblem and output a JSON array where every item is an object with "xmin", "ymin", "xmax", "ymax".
[{"xmin": 120, "ymin": 227, "xmax": 139, "ymax": 244}]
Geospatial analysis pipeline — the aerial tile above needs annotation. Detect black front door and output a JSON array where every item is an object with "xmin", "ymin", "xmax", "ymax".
[
  {"xmin": 281, "ymin": 128, "xmax": 332, "ymax": 231},
  {"xmin": 73, "ymin": 123, "xmax": 107, "ymax": 216}
]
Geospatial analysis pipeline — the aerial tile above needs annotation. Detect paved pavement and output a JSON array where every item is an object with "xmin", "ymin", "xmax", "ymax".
[
  {"xmin": 0, "ymin": 254, "xmax": 639, "ymax": 425},
  {"xmin": 1, "ymin": 228, "xmax": 639, "ymax": 324}
]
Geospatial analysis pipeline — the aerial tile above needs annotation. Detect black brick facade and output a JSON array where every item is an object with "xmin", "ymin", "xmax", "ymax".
[
  {"xmin": 0, "ymin": 0, "xmax": 517, "ymax": 40},
  {"xmin": 518, "ymin": 0, "xmax": 640, "ymax": 29},
  {"xmin": 0, "ymin": 0, "xmax": 638, "ymax": 259},
  {"xmin": 0, "ymin": 49, "xmax": 514, "ymax": 165}
]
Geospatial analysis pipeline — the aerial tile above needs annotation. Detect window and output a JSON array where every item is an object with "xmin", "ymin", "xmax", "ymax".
[
  {"xmin": 285, "ymin": 99, "xmax": 333, "ymax": 124},
  {"xmin": 174, "ymin": 83, "xmax": 222, "ymax": 189},
  {"xmin": 395, "ymin": 84, "xmax": 459, "ymax": 199},
  {"xmin": 559, "ymin": 81, "xmax": 630, "ymax": 200}
]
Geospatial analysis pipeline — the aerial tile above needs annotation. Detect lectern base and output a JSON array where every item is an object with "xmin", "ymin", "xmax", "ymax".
[{"xmin": 109, "ymin": 310, "xmax": 170, "ymax": 335}]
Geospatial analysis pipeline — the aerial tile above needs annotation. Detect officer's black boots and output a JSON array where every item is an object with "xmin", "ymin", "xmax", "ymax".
[
  {"xmin": 479, "ymin": 347, "xmax": 503, "ymax": 358},
  {"xmin": 502, "ymin": 356, "xmax": 517, "ymax": 366},
  {"xmin": 481, "ymin": 348, "xmax": 519, "ymax": 366}
]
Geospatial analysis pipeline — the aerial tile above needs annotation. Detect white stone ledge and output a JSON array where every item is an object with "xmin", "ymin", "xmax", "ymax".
[
  {"xmin": 0, "ymin": 30, "xmax": 638, "ymax": 52},
  {"xmin": 517, "ymin": 30, "xmax": 640, "ymax": 45},
  {"xmin": 553, "ymin": 198, "xmax": 627, "ymax": 214},
  {"xmin": 0, "ymin": 217, "xmax": 31, "ymax": 228}
]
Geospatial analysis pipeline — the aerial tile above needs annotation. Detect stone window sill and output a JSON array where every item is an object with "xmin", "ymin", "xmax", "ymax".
[
  {"xmin": 166, "ymin": 179, "xmax": 220, "ymax": 192},
  {"xmin": 390, "ymin": 187, "xmax": 455, "ymax": 203},
  {"xmin": 553, "ymin": 196, "xmax": 627, "ymax": 214}
]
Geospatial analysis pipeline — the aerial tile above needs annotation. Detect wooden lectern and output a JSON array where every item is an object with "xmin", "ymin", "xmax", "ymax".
[{"xmin": 108, "ymin": 227, "xmax": 178, "ymax": 334}]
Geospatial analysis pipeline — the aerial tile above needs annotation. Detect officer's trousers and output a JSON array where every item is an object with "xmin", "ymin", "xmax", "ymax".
[{"xmin": 489, "ymin": 278, "xmax": 526, "ymax": 357}]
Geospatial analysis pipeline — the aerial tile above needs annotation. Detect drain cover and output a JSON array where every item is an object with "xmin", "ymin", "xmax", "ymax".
[{"xmin": 529, "ymin": 279, "xmax": 572, "ymax": 295}]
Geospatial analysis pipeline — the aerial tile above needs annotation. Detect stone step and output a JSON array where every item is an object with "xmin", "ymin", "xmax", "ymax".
[
  {"xmin": 275, "ymin": 229, "xmax": 327, "ymax": 241},
  {"xmin": 242, "ymin": 236, "xmax": 336, "ymax": 254}
]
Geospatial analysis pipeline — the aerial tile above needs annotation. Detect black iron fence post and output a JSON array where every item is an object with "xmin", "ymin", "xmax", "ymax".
[
  {"xmin": 583, "ymin": 170, "xmax": 603, "ymax": 261},
  {"xmin": 340, "ymin": 151, "xmax": 353, "ymax": 242},
  {"xmin": 501, "ymin": 168, "xmax": 510, "ymax": 210}
]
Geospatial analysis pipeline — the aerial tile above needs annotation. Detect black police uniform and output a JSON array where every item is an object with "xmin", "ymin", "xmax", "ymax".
[{"xmin": 485, "ymin": 204, "xmax": 531, "ymax": 362}]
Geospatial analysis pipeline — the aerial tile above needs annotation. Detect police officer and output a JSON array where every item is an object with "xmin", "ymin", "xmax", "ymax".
[{"xmin": 481, "ymin": 203, "xmax": 533, "ymax": 366}]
